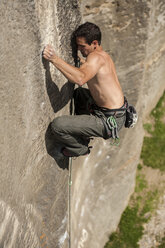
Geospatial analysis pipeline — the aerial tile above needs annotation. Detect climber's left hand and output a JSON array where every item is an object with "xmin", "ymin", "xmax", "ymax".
[{"xmin": 42, "ymin": 44, "xmax": 56, "ymax": 62}]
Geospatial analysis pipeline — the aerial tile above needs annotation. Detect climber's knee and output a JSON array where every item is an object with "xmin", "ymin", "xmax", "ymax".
[
  {"xmin": 51, "ymin": 116, "xmax": 68, "ymax": 135},
  {"xmin": 51, "ymin": 117, "xmax": 63, "ymax": 135}
]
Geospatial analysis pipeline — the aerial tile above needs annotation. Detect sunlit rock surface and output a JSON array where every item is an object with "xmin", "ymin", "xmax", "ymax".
[
  {"xmin": 0, "ymin": 1, "xmax": 165, "ymax": 248},
  {"xmin": 0, "ymin": 0, "xmax": 80, "ymax": 247}
]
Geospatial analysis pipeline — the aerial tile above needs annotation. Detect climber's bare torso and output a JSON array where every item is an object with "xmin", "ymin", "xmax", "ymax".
[
  {"xmin": 77, "ymin": 37, "xmax": 124, "ymax": 109},
  {"xmin": 43, "ymin": 37, "xmax": 124, "ymax": 109}
]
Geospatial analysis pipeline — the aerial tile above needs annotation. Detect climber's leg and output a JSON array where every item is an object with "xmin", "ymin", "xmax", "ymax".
[{"xmin": 51, "ymin": 114, "xmax": 105, "ymax": 157}]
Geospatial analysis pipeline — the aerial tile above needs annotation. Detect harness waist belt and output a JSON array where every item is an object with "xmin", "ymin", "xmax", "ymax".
[
  {"xmin": 95, "ymin": 97, "xmax": 128, "ymax": 118},
  {"xmin": 99, "ymin": 109, "xmax": 126, "ymax": 118}
]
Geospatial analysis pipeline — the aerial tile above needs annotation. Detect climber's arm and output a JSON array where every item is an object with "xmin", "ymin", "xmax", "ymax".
[{"xmin": 43, "ymin": 44, "xmax": 103, "ymax": 86}]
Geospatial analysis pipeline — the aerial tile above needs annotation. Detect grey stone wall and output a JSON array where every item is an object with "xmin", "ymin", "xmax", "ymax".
[
  {"xmin": 0, "ymin": 1, "xmax": 80, "ymax": 247},
  {"xmin": 71, "ymin": 1, "xmax": 165, "ymax": 248}
]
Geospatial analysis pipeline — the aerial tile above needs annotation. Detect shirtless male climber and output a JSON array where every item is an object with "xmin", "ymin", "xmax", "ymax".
[{"xmin": 43, "ymin": 22, "xmax": 127, "ymax": 157}]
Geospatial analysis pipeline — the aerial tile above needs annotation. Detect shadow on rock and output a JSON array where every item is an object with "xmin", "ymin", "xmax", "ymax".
[
  {"xmin": 42, "ymin": 58, "xmax": 74, "ymax": 113},
  {"xmin": 42, "ymin": 58, "xmax": 74, "ymax": 169},
  {"xmin": 45, "ymin": 123, "xmax": 69, "ymax": 170}
]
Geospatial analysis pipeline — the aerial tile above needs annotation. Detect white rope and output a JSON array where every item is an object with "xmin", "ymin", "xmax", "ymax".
[{"xmin": 68, "ymin": 157, "xmax": 72, "ymax": 248}]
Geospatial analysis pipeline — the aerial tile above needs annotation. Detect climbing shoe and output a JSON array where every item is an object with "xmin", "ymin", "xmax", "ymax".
[{"xmin": 61, "ymin": 147, "xmax": 92, "ymax": 157}]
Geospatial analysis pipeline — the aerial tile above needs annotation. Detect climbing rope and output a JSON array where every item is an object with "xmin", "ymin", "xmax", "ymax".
[{"xmin": 68, "ymin": 156, "xmax": 72, "ymax": 247}]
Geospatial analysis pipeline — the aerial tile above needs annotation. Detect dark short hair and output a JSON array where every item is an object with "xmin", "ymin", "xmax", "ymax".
[{"xmin": 74, "ymin": 22, "xmax": 101, "ymax": 45}]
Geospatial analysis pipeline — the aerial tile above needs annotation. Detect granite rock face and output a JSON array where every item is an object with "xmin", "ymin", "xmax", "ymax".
[
  {"xmin": 0, "ymin": 1, "xmax": 80, "ymax": 247},
  {"xmin": 0, "ymin": 1, "xmax": 165, "ymax": 248},
  {"xmin": 71, "ymin": 1, "xmax": 165, "ymax": 248}
]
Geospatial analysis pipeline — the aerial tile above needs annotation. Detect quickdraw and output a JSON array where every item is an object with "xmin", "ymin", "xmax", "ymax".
[{"xmin": 106, "ymin": 116, "xmax": 120, "ymax": 146}]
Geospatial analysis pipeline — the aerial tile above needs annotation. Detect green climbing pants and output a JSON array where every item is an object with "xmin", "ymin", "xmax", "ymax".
[{"xmin": 51, "ymin": 88, "xmax": 126, "ymax": 156}]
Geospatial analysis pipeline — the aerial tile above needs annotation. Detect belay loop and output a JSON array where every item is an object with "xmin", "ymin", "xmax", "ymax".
[{"xmin": 106, "ymin": 116, "xmax": 120, "ymax": 146}]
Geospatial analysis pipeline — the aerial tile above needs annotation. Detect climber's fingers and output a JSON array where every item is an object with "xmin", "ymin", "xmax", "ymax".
[{"xmin": 42, "ymin": 44, "xmax": 56, "ymax": 61}]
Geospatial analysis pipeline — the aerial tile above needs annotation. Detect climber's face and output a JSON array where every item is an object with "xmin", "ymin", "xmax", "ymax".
[{"xmin": 76, "ymin": 37, "xmax": 94, "ymax": 57}]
